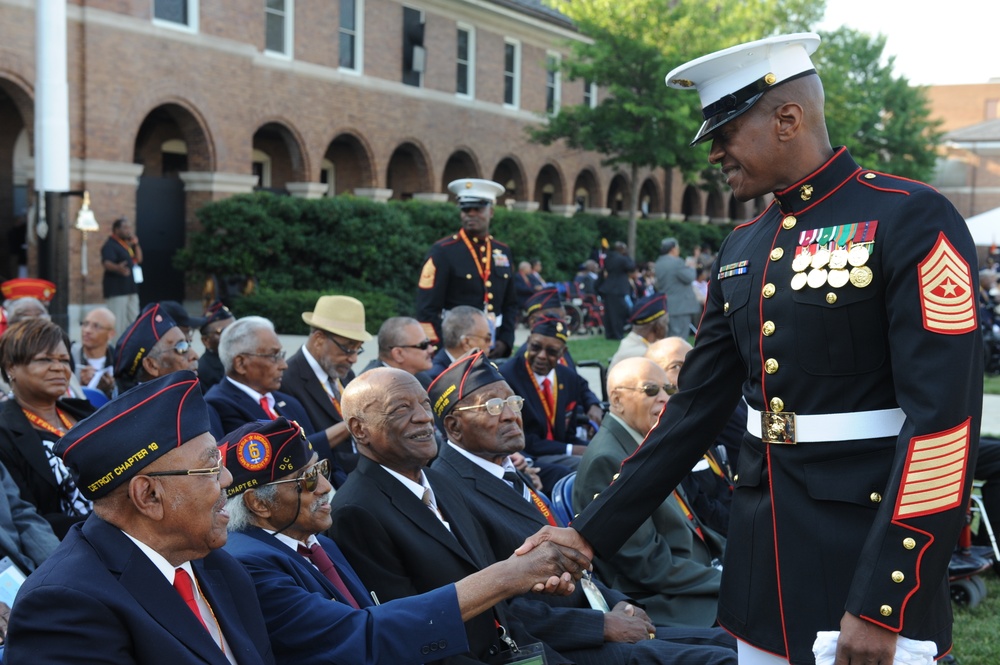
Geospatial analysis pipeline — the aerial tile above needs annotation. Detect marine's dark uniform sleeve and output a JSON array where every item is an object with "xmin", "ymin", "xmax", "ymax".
[
  {"xmin": 416, "ymin": 239, "xmax": 452, "ymax": 344},
  {"xmin": 843, "ymin": 182, "xmax": 982, "ymax": 632}
]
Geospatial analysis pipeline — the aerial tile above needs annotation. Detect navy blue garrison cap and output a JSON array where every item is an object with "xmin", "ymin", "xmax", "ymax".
[
  {"xmin": 428, "ymin": 350, "xmax": 506, "ymax": 418},
  {"xmin": 218, "ymin": 418, "xmax": 314, "ymax": 499},
  {"xmin": 628, "ymin": 293, "xmax": 668, "ymax": 325},
  {"xmin": 113, "ymin": 302, "xmax": 178, "ymax": 381},
  {"xmin": 55, "ymin": 371, "xmax": 211, "ymax": 500}
]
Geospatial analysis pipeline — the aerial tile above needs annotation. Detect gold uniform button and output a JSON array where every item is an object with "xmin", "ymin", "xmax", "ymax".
[
  {"xmin": 770, "ymin": 247, "xmax": 784, "ymax": 261},
  {"xmin": 763, "ymin": 283, "xmax": 776, "ymax": 298},
  {"xmin": 733, "ymin": 474, "xmax": 739, "ymax": 482},
  {"xmin": 593, "ymin": 493, "xmax": 600, "ymax": 500},
  {"xmin": 891, "ymin": 571, "xmax": 904, "ymax": 583},
  {"xmin": 485, "ymin": 280, "xmax": 492, "ymax": 287},
  {"xmin": 880, "ymin": 605, "xmax": 892, "ymax": 617},
  {"xmin": 765, "ymin": 358, "xmax": 779, "ymax": 374},
  {"xmin": 764, "ymin": 72, "xmax": 776, "ymax": 85},
  {"xmin": 864, "ymin": 173, "xmax": 876, "ymax": 180},
  {"xmin": 870, "ymin": 492, "xmax": 882, "ymax": 503},
  {"xmin": 487, "ymin": 304, "xmax": 494, "ymax": 312},
  {"xmin": 782, "ymin": 215, "xmax": 797, "ymax": 230},
  {"xmin": 762, "ymin": 321, "xmax": 775, "ymax": 336},
  {"xmin": 724, "ymin": 302, "xmax": 730, "ymax": 313},
  {"xmin": 826, "ymin": 292, "xmax": 837, "ymax": 304},
  {"xmin": 770, "ymin": 397, "xmax": 784, "ymax": 412},
  {"xmin": 612, "ymin": 473, "xmax": 620, "ymax": 481},
  {"xmin": 487, "ymin": 293, "xmax": 494, "ymax": 300},
  {"xmin": 903, "ymin": 538, "xmax": 916, "ymax": 550},
  {"xmin": 466, "ymin": 274, "xmax": 472, "ymax": 279}
]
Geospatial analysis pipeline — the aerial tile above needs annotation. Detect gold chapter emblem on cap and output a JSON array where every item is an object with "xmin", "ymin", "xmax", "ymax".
[
  {"xmin": 670, "ymin": 78, "xmax": 694, "ymax": 87},
  {"xmin": 764, "ymin": 73, "xmax": 776, "ymax": 85},
  {"xmin": 799, "ymin": 184, "xmax": 813, "ymax": 201}
]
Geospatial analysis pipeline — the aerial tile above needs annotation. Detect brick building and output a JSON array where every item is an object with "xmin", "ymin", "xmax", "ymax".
[
  {"xmin": 927, "ymin": 81, "xmax": 1000, "ymax": 221},
  {"xmin": 1, "ymin": 0, "xmax": 755, "ymax": 309}
]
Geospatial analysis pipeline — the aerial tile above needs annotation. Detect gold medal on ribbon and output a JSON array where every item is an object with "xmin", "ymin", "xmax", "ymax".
[
  {"xmin": 811, "ymin": 248, "xmax": 831, "ymax": 270},
  {"xmin": 829, "ymin": 249, "xmax": 849, "ymax": 270},
  {"xmin": 849, "ymin": 266, "xmax": 873, "ymax": 288},
  {"xmin": 791, "ymin": 254, "xmax": 811, "ymax": 273},
  {"xmin": 790, "ymin": 272, "xmax": 808, "ymax": 290},
  {"xmin": 848, "ymin": 245, "xmax": 870, "ymax": 267},
  {"xmin": 827, "ymin": 269, "xmax": 850, "ymax": 288},
  {"xmin": 807, "ymin": 268, "xmax": 828, "ymax": 289}
]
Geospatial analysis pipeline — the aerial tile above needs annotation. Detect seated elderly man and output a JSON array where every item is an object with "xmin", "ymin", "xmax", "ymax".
[
  {"xmin": 430, "ymin": 351, "xmax": 737, "ymax": 665},
  {"xmin": 4, "ymin": 371, "xmax": 274, "ymax": 664},
  {"xmin": 499, "ymin": 318, "xmax": 602, "ymax": 475},
  {"xmin": 330, "ymin": 367, "xmax": 586, "ymax": 664},
  {"xmin": 221, "ymin": 418, "xmax": 588, "ymax": 665},
  {"xmin": 428, "ymin": 306, "xmax": 493, "ymax": 380},
  {"xmin": 197, "ymin": 301, "xmax": 235, "ymax": 393},
  {"xmin": 72, "ymin": 306, "xmax": 117, "ymax": 398},
  {"xmin": 281, "ymin": 296, "xmax": 372, "ymax": 474},
  {"xmin": 114, "ymin": 303, "xmax": 200, "ymax": 388},
  {"xmin": 360, "ymin": 316, "xmax": 436, "ymax": 388},
  {"xmin": 574, "ymin": 357, "xmax": 725, "ymax": 628},
  {"xmin": 205, "ymin": 316, "xmax": 348, "ymax": 488},
  {"xmin": 609, "ymin": 294, "xmax": 669, "ymax": 369}
]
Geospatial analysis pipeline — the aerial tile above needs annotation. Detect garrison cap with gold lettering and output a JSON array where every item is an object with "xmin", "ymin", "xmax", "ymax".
[
  {"xmin": 531, "ymin": 316, "xmax": 569, "ymax": 343},
  {"xmin": 113, "ymin": 302, "xmax": 178, "ymax": 381},
  {"xmin": 628, "ymin": 293, "xmax": 668, "ymax": 325},
  {"xmin": 447, "ymin": 178, "xmax": 506, "ymax": 210},
  {"xmin": 218, "ymin": 418, "xmax": 314, "ymax": 498},
  {"xmin": 428, "ymin": 350, "xmax": 505, "ymax": 418},
  {"xmin": 55, "ymin": 371, "xmax": 211, "ymax": 500},
  {"xmin": 524, "ymin": 288, "xmax": 563, "ymax": 317},
  {"xmin": 666, "ymin": 32, "xmax": 821, "ymax": 145}
]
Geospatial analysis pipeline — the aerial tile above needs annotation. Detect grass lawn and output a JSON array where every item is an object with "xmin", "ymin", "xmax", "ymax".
[
  {"xmin": 952, "ymin": 570, "xmax": 1000, "ymax": 662},
  {"xmin": 985, "ymin": 374, "xmax": 1000, "ymax": 395},
  {"xmin": 566, "ymin": 335, "xmax": 621, "ymax": 365}
]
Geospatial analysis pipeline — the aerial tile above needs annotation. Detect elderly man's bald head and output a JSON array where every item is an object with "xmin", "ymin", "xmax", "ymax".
[
  {"xmin": 645, "ymin": 337, "xmax": 692, "ymax": 387},
  {"xmin": 342, "ymin": 367, "xmax": 437, "ymax": 477},
  {"xmin": 607, "ymin": 357, "xmax": 670, "ymax": 435}
]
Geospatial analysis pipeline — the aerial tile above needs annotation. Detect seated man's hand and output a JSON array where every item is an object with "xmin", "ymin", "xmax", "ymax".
[
  {"xmin": 587, "ymin": 404, "xmax": 604, "ymax": 425},
  {"xmin": 504, "ymin": 541, "xmax": 590, "ymax": 596},
  {"xmin": 603, "ymin": 602, "xmax": 656, "ymax": 643},
  {"xmin": 488, "ymin": 340, "xmax": 510, "ymax": 359}
]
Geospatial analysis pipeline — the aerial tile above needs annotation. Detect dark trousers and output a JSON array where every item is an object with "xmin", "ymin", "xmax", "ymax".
[{"xmin": 603, "ymin": 294, "xmax": 628, "ymax": 340}]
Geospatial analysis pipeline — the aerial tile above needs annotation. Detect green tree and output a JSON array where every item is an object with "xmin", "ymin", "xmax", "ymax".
[
  {"xmin": 531, "ymin": 0, "xmax": 821, "ymax": 256},
  {"xmin": 816, "ymin": 27, "xmax": 943, "ymax": 182}
]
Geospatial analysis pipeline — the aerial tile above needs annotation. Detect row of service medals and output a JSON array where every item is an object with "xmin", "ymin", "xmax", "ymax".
[{"xmin": 790, "ymin": 221, "xmax": 876, "ymax": 291}]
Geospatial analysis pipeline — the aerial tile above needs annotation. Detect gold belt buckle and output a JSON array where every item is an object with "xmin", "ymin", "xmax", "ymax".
[{"xmin": 761, "ymin": 411, "xmax": 797, "ymax": 444}]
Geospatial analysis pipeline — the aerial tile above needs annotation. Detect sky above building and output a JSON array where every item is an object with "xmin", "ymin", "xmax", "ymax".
[{"xmin": 818, "ymin": 0, "xmax": 995, "ymax": 86}]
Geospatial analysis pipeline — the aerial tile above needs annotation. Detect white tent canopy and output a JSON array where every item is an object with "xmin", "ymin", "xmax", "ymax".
[{"xmin": 966, "ymin": 206, "xmax": 1000, "ymax": 247}]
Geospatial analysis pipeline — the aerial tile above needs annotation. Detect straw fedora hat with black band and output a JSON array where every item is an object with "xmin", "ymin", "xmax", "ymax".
[{"xmin": 301, "ymin": 295, "xmax": 373, "ymax": 341}]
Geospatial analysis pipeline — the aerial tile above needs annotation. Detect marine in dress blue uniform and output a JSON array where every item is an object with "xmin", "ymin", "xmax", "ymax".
[
  {"xmin": 536, "ymin": 33, "xmax": 983, "ymax": 665},
  {"xmin": 416, "ymin": 179, "xmax": 519, "ymax": 358}
]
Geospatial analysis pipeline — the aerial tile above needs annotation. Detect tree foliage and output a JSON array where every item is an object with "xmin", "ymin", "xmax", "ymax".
[
  {"xmin": 815, "ymin": 27, "xmax": 943, "ymax": 182},
  {"xmin": 531, "ymin": 0, "xmax": 822, "ymax": 254}
]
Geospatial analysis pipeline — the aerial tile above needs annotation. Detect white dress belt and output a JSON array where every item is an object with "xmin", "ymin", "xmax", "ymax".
[{"xmin": 746, "ymin": 403, "xmax": 905, "ymax": 443}]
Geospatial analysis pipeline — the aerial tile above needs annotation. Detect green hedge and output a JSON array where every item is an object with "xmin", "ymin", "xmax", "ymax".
[{"xmin": 177, "ymin": 193, "xmax": 734, "ymax": 332}]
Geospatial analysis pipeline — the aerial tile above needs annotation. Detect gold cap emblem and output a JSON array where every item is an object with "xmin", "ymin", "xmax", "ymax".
[
  {"xmin": 799, "ymin": 184, "xmax": 813, "ymax": 201},
  {"xmin": 670, "ymin": 78, "xmax": 694, "ymax": 88},
  {"xmin": 764, "ymin": 73, "xmax": 776, "ymax": 85}
]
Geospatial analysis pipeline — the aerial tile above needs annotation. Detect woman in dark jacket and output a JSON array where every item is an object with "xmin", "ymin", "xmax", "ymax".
[{"xmin": 0, "ymin": 318, "xmax": 95, "ymax": 538}]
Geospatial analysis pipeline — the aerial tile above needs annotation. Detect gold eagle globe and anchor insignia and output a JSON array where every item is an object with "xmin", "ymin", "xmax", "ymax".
[{"xmin": 799, "ymin": 184, "xmax": 813, "ymax": 201}]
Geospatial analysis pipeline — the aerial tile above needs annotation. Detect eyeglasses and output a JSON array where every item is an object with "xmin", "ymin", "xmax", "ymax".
[
  {"xmin": 29, "ymin": 356, "xmax": 73, "ymax": 369},
  {"xmin": 145, "ymin": 450, "xmax": 224, "ymax": 480},
  {"xmin": 455, "ymin": 395, "xmax": 525, "ymax": 415},
  {"xmin": 243, "ymin": 349, "xmax": 287, "ymax": 363},
  {"xmin": 527, "ymin": 342, "xmax": 564, "ymax": 358},
  {"xmin": 394, "ymin": 340, "xmax": 435, "ymax": 351},
  {"xmin": 263, "ymin": 459, "xmax": 330, "ymax": 493},
  {"xmin": 169, "ymin": 340, "xmax": 193, "ymax": 356},
  {"xmin": 324, "ymin": 332, "xmax": 364, "ymax": 357},
  {"xmin": 618, "ymin": 383, "xmax": 678, "ymax": 397}
]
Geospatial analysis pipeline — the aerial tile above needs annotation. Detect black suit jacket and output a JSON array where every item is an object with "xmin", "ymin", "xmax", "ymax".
[
  {"xmin": 597, "ymin": 251, "xmax": 634, "ymax": 296},
  {"xmin": 204, "ymin": 379, "xmax": 347, "ymax": 487},
  {"xmin": 329, "ymin": 457, "xmax": 566, "ymax": 665},
  {"xmin": 279, "ymin": 348, "xmax": 359, "ymax": 473},
  {"xmin": 5, "ymin": 515, "xmax": 274, "ymax": 664},
  {"xmin": 0, "ymin": 398, "xmax": 95, "ymax": 538}
]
